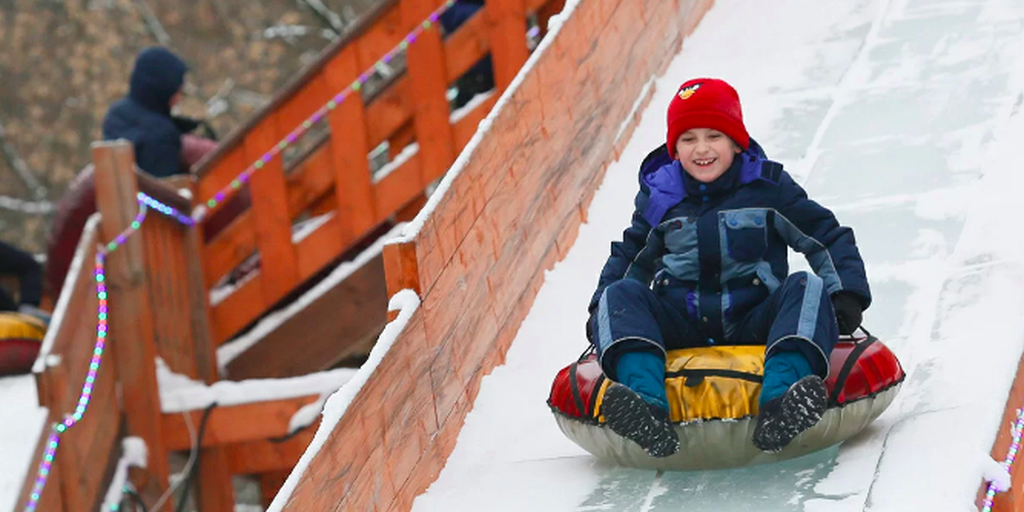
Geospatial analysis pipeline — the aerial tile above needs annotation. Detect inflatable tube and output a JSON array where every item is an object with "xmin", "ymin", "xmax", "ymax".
[
  {"xmin": 548, "ymin": 334, "xmax": 904, "ymax": 470},
  {"xmin": 0, "ymin": 312, "xmax": 47, "ymax": 377}
]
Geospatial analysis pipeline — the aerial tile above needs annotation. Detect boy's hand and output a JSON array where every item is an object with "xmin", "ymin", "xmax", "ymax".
[{"xmin": 831, "ymin": 292, "xmax": 863, "ymax": 335}]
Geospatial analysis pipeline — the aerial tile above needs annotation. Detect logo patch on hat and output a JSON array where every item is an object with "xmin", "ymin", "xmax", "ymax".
[{"xmin": 678, "ymin": 83, "xmax": 702, "ymax": 100}]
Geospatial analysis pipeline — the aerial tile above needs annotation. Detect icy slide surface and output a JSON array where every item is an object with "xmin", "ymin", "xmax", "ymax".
[{"xmin": 411, "ymin": 0, "xmax": 1024, "ymax": 511}]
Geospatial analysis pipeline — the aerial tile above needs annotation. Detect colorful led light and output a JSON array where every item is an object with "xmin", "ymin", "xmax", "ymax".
[
  {"xmin": 982, "ymin": 408, "xmax": 1024, "ymax": 512},
  {"xmin": 191, "ymin": 0, "xmax": 465, "ymax": 221},
  {"xmin": 24, "ymin": 1, "xmax": 466, "ymax": 505}
]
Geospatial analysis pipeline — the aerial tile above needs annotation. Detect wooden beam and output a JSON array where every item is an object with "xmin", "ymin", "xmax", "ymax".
[
  {"xmin": 91, "ymin": 140, "xmax": 171, "ymax": 505},
  {"xmin": 161, "ymin": 395, "xmax": 321, "ymax": 451},
  {"xmin": 227, "ymin": 428, "xmax": 316, "ymax": 475},
  {"xmin": 224, "ymin": 256, "xmax": 387, "ymax": 380},
  {"xmin": 401, "ymin": 0, "xmax": 456, "ymax": 188}
]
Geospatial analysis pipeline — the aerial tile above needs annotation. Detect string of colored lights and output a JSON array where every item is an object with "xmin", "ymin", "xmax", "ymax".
[
  {"xmin": 981, "ymin": 407, "xmax": 1024, "ymax": 512},
  {"xmin": 24, "ymin": 1, "xmax": 466, "ymax": 507},
  {"xmin": 194, "ymin": 0, "xmax": 462, "ymax": 222}
]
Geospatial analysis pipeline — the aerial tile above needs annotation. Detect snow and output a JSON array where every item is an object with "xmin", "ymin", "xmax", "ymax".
[
  {"xmin": 290, "ymin": 212, "xmax": 335, "ymax": 244},
  {"xmin": 100, "ymin": 437, "xmax": 147, "ymax": 511},
  {"xmin": 157, "ymin": 358, "xmax": 358, "ymax": 414},
  {"xmin": 981, "ymin": 455, "xmax": 1011, "ymax": 493},
  {"xmin": 33, "ymin": 214, "xmax": 102, "ymax": 374},
  {"xmin": 266, "ymin": 289, "xmax": 420, "ymax": 512},
  {"xmin": 449, "ymin": 91, "xmax": 496, "ymax": 124},
  {"xmin": 5, "ymin": 1, "xmax": 1024, "ymax": 510},
  {"xmin": 216, "ymin": 222, "xmax": 406, "ymax": 370},
  {"xmin": 410, "ymin": 0, "xmax": 1024, "ymax": 511},
  {"xmin": 373, "ymin": 143, "xmax": 420, "ymax": 184},
  {"xmin": 0, "ymin": 376, "xmax": 48, "ymax": 512}
]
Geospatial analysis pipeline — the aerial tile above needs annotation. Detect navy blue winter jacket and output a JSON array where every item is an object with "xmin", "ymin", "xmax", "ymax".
[
  {"xmin": 102, "ymin": 47, "xmax": 188, "ymax": 178},
  {"xmin": 589, "ymin": 141, "xmax": 871, "ymax": 343}
]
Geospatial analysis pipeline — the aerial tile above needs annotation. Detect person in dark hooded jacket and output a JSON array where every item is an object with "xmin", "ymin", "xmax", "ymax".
[{"xmin": 103, "ymin": 46, "xmax": 195, "ymax": 178}]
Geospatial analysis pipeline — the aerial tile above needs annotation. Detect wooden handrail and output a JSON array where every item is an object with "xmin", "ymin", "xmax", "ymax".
[
  {"xmin": 191, "ymin": 0, "xmax": 401, "ymax": 178},
  {"xmin": 193, "ymin": 0, "xmax": 548, "ymax": 346}
]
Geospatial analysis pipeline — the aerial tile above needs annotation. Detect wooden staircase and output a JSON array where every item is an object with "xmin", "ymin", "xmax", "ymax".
[{"xmin": 16, "ymin": 0, "xmax": 565, "ymax": 510}]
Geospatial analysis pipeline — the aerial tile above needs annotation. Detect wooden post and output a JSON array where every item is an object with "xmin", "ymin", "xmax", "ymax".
[
  {"xmin": 486, "ymin": 0, "xmax": 530, "ymax": 91},
  {"xmin": 91, "ymin": 140, "xmax": 171, "ymax": 509},
  {"xmin": 401, "ymin": 0, "xmax": 457, "ymax": 188},
  {"xmin": 324, "ymin": 48, "xmax": 378, "ymax": 244},
  {"xmin": 245, "ymin": 121, "xmax": 300, "ymax": 307},
  {"xmin": 185, "ymin": 206, "xmax": 236, "ymax": 511}
]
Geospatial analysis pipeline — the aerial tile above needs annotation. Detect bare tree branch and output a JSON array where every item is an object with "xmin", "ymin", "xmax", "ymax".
[
  {"xmin": 0, "ymin": 121, "xmax": 47, "ymax": 200},
  {"xmin": 134, "ymin": 0, "xmax": 172, "ymax": 46},
  {"xmin": 298, "ymin": 0, "xmax": 343, "ymax": 36}
]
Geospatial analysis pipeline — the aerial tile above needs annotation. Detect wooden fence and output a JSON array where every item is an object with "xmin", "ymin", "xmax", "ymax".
[
  {"xmin": 15, "ymin": 0, "xmax": 569, "ymax": 509},
  {"xmin": 192, "ymin": 0, "xmax": 565, "ymax": 347}
]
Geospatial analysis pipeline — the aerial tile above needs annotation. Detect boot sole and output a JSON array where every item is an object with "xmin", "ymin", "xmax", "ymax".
[
  {"xmin": 602, "ymin": 384, "xmax": 680, "ymax": 458},
  {"xmin": 753, "ymin": 375, "xmax": 827, "ymax": 452}
]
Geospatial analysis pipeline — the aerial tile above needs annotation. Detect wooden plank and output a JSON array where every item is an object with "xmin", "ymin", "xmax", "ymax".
[
  {"xmin": 285, "ymin": 140, "xmax": 336, "ymax": 217},
  {"xmin": 444, "ymin": 7, "xmax": 491, "ymax": 83},
  {"xmin": 191, "ymin": 0, "xmax": 404, "ymax": 179},
  {"xmin": 195, "ymin": 448, "xmax": 235, "ymax": 512},
  {"xmin": 324, "ymin": 45, "xmax": 378, "ymax": 243},
  {"xmin": 224, "ymin": 256, "xmax": 388, "ymax": 380},
  {"xmin": 401, "ymin": 0, "xmax": 456, "ymax": 187},
  {"xmin": 61, "ymin": 366, "xmax": 120, "ymax": 512},
  {"xmin": 485, "ymin": 0, "xmax": 530, "ymax": 91},
  {"xmin": 211, "ymin": 274, "xmax": 264, "ymax": 346},
  {"xmin": 161, "ymin": 396, "xmax": 321, "ymax": 451},
  {"xmin": 294, "ymin": 215, "xmax": 345, "ymax": 281},
  {"xmin": 14, "ymin": 425, "xmax": 65, "ymax": 512},
  {"xmin": 260, "ymin": 471, "xmax": 292, "ymax": 509},
  {"xmin": 245, "ymin": 120, "xmax": 300, "ymax": 309},
  {"xmin": 202, "ymin": 211, "xmax": 257, "ymax": 289},
  {"xmin": 452, "ymin": 94, "xmax": 499, "ymax": 150},
  {"xmin": 374, "ymin": 155, "xmax": 424, "ymax": 223},
  {"xmin": 226, "ymin": 428, "xmax": 315, "ymax": 475},
  {"xmin": 388, "ymin": 122, "xmax": 417, "ymax": 160},
  {"xmin": 196, "ymin": 146, "xmax": 249, "ymax": 211},
  {"xmin": 366, "ymin": 76, "xmax": 414, "ymax": 150},
  {"xmin": 536, "ymin": 0, "xmax": 567, "ymax": 35},
  {"xmin": 91, "ymin": 140, "xmax": 171, "ymax": 504}
]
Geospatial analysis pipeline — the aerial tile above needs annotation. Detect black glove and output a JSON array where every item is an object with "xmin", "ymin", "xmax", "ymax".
[{"xmin": 831, "ymin": 292, "xmax": 864, "ymax": 335}]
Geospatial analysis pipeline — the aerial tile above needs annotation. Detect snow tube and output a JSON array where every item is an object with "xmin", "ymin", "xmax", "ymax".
[
  {"xmin": 0, "ymin": 312, "xmax": 47, "ymax": 376},
  {"xmin": 548, "ymin": 333, "xmax": 904, "ymax": 470}
]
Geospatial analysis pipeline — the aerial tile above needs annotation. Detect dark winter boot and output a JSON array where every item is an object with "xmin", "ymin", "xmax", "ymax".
[
  {"xmin": 752, "ymin": 375, "xmax": 827, "ymax": 453},
  {"xmin": 602, "ymin": 383, "xmax": 680, "ymax": 458}
]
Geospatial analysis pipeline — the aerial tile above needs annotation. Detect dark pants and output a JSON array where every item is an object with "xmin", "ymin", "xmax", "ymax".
[{"xmin": 592, "ymin": 272, "xmax": 838, "ymax": 381}]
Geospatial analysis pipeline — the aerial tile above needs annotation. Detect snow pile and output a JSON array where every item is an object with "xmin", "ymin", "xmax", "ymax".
[
  {"xmin": 0, "ymin": 376, "xmax": 49, "ymax": 512},
  {"xmin": 981, "ymin": 455, "xmax": 1011, "ymax": 493},
  {"xmin": 157, "ymin": 358, "xmax": 358, "ymax": 413},
  {"xmin": 100, "ymin": 437, "xmax": 148, "ymax": 511},
  {"xmin": 410, "ymin": 0, "xmax": 1024, "ymax": 511}
]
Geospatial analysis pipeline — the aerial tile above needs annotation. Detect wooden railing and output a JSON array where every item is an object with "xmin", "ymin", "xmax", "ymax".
[
  {"xmin": 16, "ymin": 1, "xmax": 570, "ymax": 509},
  {"xmin": 192, "ymin": 0, "xmax": 564, "ymax": 346},
  {"xmin": 18, "ymin": 143, "xmax": 228, "ymax": 512}
]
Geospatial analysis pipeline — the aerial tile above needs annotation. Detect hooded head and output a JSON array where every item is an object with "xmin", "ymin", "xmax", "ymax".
[{"xmin": 128, "ymin": 47, "xmax": 188, "ymax": 114}]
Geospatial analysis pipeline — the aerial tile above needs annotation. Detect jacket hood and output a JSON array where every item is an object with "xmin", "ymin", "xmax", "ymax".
[
  {"xmin": 642, "ymin": 139, "xmax": 776, "ymax": 226},
  {"xmin": 128, "ymin": 47, "xmax": 188, "ymax": 114}
]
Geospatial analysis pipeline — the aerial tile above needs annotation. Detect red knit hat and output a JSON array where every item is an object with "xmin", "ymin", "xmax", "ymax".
[{"xmin": 666, "ymin": 78, "xmax": 750, "ymax": 159}]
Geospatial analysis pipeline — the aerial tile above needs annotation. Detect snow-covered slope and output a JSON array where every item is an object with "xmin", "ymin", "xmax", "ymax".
[
  {"xmin": 0, "ymin": 376, "xmax": 47, "ymax": 512},
  {"xmin": 410, "ymin": 0, "xmax": 1024, "ymax": 511}
]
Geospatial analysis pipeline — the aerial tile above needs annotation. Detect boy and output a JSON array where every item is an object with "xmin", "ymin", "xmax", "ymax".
[{"xmin": 587, "ymin": 78, "xmax": 869, "ymax": 457}]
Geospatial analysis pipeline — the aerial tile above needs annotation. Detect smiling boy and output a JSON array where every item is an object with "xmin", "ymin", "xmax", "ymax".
[{"xmin": 587, "ymin": 78, "xmax": 870, "ymax": 457}]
